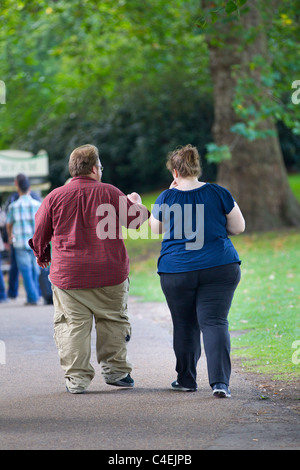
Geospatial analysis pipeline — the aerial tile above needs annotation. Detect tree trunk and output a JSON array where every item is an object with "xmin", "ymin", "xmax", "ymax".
[{"xmin": 203, "ymin": 0, "xmax": 300, "ymax": 231}]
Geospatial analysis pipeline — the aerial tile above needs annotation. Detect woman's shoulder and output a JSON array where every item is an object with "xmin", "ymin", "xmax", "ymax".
[
  {"xmin": 207, "ymin": 183, "xmax": 235, "ymax": 214},
  {"xmin": 208, "ymin": 182, "xmax": 227, "ymax": 191},
  {"xmin": 207, "ymin": 183, "xmax": 233, "ymax": 197},
  {"xmin": 154, "ymin": 189, "xmax": 171, "ymax": 204}
]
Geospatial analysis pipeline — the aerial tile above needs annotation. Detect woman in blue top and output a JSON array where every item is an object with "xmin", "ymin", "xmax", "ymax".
[{"xmin": 149, "ymin": 145, "xmax": 245, "ymax": 398}]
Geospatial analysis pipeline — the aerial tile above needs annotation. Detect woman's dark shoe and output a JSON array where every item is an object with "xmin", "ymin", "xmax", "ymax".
[
  {"xmin": 171, "ymin": 381, "xmax": 197, "ymax": 392},
  {"xmin": 212, "ymin": 383, "xmax": 231, "ymax": 398}
]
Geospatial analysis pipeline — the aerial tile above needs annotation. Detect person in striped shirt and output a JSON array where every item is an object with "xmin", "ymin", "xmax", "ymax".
[{"xmin": 6, "ymin": 175, "xmax": 41, "ymax": 305}]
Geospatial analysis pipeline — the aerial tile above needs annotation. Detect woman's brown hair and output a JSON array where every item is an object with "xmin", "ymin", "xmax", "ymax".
[{"xmin": 166, "ymin": 144, "xmax": 201, "ymax": 178}]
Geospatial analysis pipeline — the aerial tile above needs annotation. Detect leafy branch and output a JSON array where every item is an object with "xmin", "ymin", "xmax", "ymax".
[{"xmin": 196, "ymin": 0, "xmax": 248, "ymax": 29}]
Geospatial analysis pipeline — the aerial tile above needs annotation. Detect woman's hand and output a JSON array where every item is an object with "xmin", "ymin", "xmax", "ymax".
[{"xmin": 169, "ymin": 180, "xmax": 178, "ymax": 189}]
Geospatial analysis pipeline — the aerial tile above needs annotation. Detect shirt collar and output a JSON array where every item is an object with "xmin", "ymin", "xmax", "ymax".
[{"xmin": 70, "ymin": 176, "xmax": 98, "ymax": 183}]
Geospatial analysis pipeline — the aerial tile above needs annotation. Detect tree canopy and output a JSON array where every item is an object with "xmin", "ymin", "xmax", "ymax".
[{"xmin": 0, "ymin": 1, "xmax": 299, "ymax": 199}]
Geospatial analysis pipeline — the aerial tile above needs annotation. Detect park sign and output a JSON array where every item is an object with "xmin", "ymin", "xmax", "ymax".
[{"xmin": 0, "ymin": 149, "xmax": 50, "ymax": 191}]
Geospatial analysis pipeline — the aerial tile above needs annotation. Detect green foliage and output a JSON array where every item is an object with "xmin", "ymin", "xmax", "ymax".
[
  {"xmin": 32, "ymin": 86, "xmax": 216, "ymax": 193},
  {"xmin": 198, "ymin": 0, "xmax": 300, "ymax": 162},
  {"xmin": 230, "ymin": 122, "xmax": 276, "ymax": 141},
  {"xmin": 232, "ymin": 58, "xmax": 300, "ymax": 142},
  {"xmin": 0, "ymin": 0, "xmax": 215, "ymax": 191},
  {"xmin": 230, "ymin": 1, "xmax": 300, "ymax": 143},
  {"xmin": 0, "ymin": 0, "xmax": 299, "ymax": 186},
  {"xmin": 196, "ymin": 0, "xmax": 248, "ymax": 29},
  {"xmin": 288, "ymin": 174, "xmax": 300, "ymax": 201},
  {"xmin": 205, "ymin": 143, "xmax": 231, "ymax": 163}
]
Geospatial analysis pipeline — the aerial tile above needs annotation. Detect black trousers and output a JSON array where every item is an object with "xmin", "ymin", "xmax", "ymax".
[{"xmin": 160, "ymin": 263, "xmax": 241, "ymax": 389}]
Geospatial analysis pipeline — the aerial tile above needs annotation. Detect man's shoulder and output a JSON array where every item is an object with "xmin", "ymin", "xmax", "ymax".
[
  {"xmin": 8, "ymin": 197, "xmax": 22, "ymax": 210},
  {"xmin": 16, "ymin": 196, "xmax": 41, "ymax": 210},
  {"xmin": 25, "ymin": 195, "xmax": 42, "ymax": 206},
  {"xmin": 75, "ymin": 180, "xmax": 125, "ymax": 198},
  {"xmin": 100, "ymin": 182, "xmax": 124, "ymax": 195},
  {"xmin": 45, "ymin": 184, "xmax": 71, "ymax": 202},
  {"xmin": 30, "ymin": 196, "xmax": 42, "ymax": 206},
  {"xmin": 45, "ymin": 180, "xmax": 124, "ymax": 203}
]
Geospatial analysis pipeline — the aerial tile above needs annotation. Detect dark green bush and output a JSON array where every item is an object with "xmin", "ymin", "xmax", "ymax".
[{"xmin": 32, "ymin": 85, "xmax": 217, "ymax": 193}]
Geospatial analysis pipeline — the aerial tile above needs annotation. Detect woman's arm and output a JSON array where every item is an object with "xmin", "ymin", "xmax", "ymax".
[
  {"xmin": 226, "ymin": 202, "xmax": 245, "ymax": 235},
  {"xmin": 148, "ymin": 214, "xmax": 164, "ymax": 234}
]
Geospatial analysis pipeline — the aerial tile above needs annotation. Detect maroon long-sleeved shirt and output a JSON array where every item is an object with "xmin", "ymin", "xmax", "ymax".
[{"xmin": 29, "ymin": 176, "xmax": 150, "ymax": 289}]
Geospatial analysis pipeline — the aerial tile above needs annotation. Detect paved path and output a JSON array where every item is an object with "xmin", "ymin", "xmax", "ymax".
[{"xmin": 0, "ymin": 295, "xmax": 299, "ymax": 450}]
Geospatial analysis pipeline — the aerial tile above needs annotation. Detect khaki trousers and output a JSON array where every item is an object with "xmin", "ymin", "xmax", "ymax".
[{"xmin": 52, "ymin": 279, "xmax": 132, "ymax": 393}]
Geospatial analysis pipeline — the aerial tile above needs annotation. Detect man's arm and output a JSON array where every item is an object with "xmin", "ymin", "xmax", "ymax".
[
  {"xmin": 6, "ymin": 222, "xmax": 13, "ymax": 244},
  {"xmin": 5, "ymin": 206, "xmax": 14, "ymax": 244},
  {"xmin": 116, "ymin": 191, "xmax": 150, "ymax": 229},
  {"xmin": 28, "ymin": 198, "xmax": 53, "ymax": 267},
  {"xmin": 127, "ymin": 192, "xmax": 151, "ymax": 227}
]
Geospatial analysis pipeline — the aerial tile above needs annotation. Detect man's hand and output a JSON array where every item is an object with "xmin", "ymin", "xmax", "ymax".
[
  {"xmin": 36, "ymin": 258, "xmax": 51, "ymax": 269},
  {"xmin": 127, "ymin": 192, "xmax": 142, "ymax": 204}
]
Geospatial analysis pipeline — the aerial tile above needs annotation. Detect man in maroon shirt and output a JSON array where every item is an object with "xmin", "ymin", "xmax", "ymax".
[{"xmin": 29, "ymin": 144, "xmax": 150, "ymax": 394}]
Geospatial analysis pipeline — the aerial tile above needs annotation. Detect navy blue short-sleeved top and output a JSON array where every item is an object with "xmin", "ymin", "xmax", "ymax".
[{"xmin": 152, "ymin": 183, "xmax": 241, "ymax": 274}]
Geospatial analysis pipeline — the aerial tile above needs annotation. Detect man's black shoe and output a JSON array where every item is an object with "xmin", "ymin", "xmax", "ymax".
[{"xmin": 107, "ymin": 374, "xmax": 134, "ymax": 388}]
